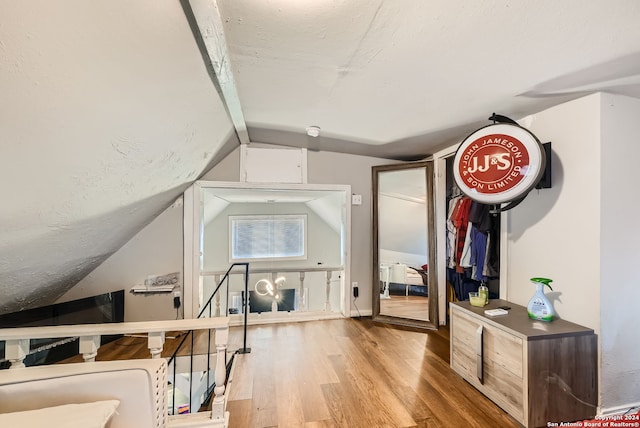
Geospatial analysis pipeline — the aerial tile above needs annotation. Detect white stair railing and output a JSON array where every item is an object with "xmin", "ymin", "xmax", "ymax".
[{"xmin": 0, "ymin": 317, "xmax": 230, "ymax": 426}]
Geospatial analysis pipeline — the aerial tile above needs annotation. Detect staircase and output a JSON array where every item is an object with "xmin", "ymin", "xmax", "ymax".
[{"xmin": 0, "ymin": 263, "xmax": 251, "ymax": 427}]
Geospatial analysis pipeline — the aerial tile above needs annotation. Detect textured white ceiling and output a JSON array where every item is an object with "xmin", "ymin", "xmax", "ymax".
[
  {"xmin": 216, "ymin": 0, "xmax": 640, "ymax": 157},
  {"xmin": 2, "ymin": 0, "xmax": 640, "ymax": 315}
]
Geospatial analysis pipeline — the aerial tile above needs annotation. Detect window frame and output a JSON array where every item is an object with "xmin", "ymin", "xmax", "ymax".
[{"xmin": 228, "ymin": 213, "xmax": 308, "ymax": 262}]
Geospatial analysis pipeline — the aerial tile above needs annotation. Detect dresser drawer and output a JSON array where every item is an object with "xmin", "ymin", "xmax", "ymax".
[
  {"xmin": 451, "ymin": 306, "xmax": 524, "ymax": 423},
  {"xmin": 450, "ymin": 300, "xmax": 597, "ymax": 428}
]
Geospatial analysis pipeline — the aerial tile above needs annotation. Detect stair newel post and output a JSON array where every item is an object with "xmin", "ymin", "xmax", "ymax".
[{"xmin": 212, "ymin": 325, "xmax": 229, "ymax": 424}]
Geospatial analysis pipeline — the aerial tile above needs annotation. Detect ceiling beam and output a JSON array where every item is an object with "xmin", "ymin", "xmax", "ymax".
[{"xmin": 182, "ymin": 0, "xmax": 250, "ymax": 145}]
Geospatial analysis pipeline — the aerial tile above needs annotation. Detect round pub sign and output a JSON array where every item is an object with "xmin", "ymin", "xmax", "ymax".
[{"xmin": 453, "ymin": 123, "xmax": 546, "ymax": 204}]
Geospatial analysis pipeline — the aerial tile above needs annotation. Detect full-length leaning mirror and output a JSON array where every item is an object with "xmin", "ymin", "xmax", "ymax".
[{"xmin": 372, "ymin": 161, "xmax": 438, "ymax": 329}]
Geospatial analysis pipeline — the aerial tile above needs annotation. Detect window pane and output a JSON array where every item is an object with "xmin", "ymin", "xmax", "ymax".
[{"xmin": 230, "ymin": 215, "xmax": 306, "ymax": 260}]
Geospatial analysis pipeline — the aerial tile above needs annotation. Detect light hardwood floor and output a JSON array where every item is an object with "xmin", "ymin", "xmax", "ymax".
[
  {"xmin": 57, "ymin": 318, "xmax": 520, "ymax": 427},
  {"xmin": 59, "ymin": 330, "xmax": 217, "ymax": 362},
  {"xmin": 380, "ymin": 295, "xmax": 430, "ymax": 321},
  {"xmin": 225, "ymin": 318, "xmax": 520, "ymax": 428}
]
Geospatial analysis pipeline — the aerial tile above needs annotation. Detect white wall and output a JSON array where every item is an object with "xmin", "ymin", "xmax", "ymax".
[
  {"xmin": 57, "ymin": 201, "xmax": 183, "ymax": 322},
  {"xmin": 379, "ymin": 194, "xmax": 428, "ymax": 260},
  {"xmin": 59, "ymin": 145, "xmax": 395, "ymax": 320},
  {"xmin": 379, "ymin": 250, "xmax": 426, "ymax": 268},
  {"xmin": 202, "ymin": 148, "xmax": 241, "ymax": 182},
  {"xmin": 203, "ymin": 202, "xmax": 342, "ymax": 271},
  {"xmin": 202, "ymin": 202, "xmax": 342, "ymax": 312},
  {"xmin": 599, "ymin": 93, "xmax": 640, "ymax": 411},
  {"xmin": 52, "ymin": 93, "xmax": 640, "ymax": 412},
  {"xmin": 506, "ymin": 92, "xmax": 640, "ymax": 413},
  {"xmin": 201, "ymin": 147, "xmax": 398, "ymax": 315},
  {"xmin": 305, "ymin": 150, "xmax": 398, "ymax": 313},
  {"xmin": 505, "ymin": 94, "xmax": 602, "ymax": 331}
]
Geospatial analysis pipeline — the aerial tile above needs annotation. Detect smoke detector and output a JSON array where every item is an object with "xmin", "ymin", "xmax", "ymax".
[{"xmin": 306, "ymin": 126, "xmax": 321, "ymax": 137}]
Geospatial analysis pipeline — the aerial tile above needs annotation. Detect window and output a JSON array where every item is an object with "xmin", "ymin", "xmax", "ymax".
[{"xmin": 229, "ymin": 214, "xmax": 307, "ymax": 261}]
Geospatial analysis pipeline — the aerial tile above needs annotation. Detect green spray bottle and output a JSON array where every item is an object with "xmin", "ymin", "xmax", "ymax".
[{"xmin": 527, "ymin": 277, "xmax": 555, "ymax": 322}]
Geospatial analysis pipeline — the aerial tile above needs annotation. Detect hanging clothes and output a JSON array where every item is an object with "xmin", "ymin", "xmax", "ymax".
[
  {"xmin": 483, "ymin": 214, "xmax": 500, "ymax": 277},
  {"xmin": 468, "ymin": 201, "xmax": 491, "ymax": 232},
  {"xmin": 453, "ymin": 197, "xmax": 472, "ymax": 273},
  {"xmin": 446, "ymin": 195, "xmax": 463, "ymax": 269},
  {"xmin": 446, "ymin": 193, "xmax": 500, "ymax": 300},
  {"xmin": 470, "ymin": 227, "xmax": 488, "ymax": 281},
  {"xmin": 459, "ymin": 221, "xmax": 473, "ymax": 268}
]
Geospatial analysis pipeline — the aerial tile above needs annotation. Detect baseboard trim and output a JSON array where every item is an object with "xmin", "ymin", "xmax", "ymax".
[
  {"xmin": 600, "ymin": 401, "xmax": 640, "ymax": 417},
  {"xmin": 350, "ymin": 309, "xmax": 372, "ymax": 317}
]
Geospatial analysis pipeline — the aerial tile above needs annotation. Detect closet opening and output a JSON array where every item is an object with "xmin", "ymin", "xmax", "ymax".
[{"xmin": 443, "ymin": 156, "xmax": 502, "ymax": 321}]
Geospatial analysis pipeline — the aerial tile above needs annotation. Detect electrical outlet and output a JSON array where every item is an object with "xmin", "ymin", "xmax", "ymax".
[{"xmin": 352, "ymin": 282, "xmax": 359, "ymax": 298}]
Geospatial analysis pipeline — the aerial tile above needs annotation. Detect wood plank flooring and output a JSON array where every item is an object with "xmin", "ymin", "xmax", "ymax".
[
  {"xmin": 225, "ymin": 318, "xmax": 521, "ymax": 428},
  {"xmin": 380, "ymin": 295, "xmax": 430, "ymax": 321},
  {"xmin": 59, "ymin": 330, "xmax": 216, "ymax": 363},
  {"xmin": 54, "ymin": 317, "xmax": 521, "ymax": 426}
]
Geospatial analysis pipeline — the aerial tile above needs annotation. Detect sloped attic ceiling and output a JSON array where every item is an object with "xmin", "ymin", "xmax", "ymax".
[
  {"xmin": 2, "ymin": 1, "xmax": 640, "ymax": 316},
  {"xmin": 0, "ymin": 1, "xmax": 236, "ymax": 315},
  {"xmin": 203, "ymin": 187, "xmax": 344, "ymax": 234}
]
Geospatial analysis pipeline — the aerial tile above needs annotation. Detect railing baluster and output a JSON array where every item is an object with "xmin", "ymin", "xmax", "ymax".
[
  {"xmin": 299, "ymin": 271, "xmax": 306, "ymax": 311},
  {"xmin": 214, "ymin": 274, "xmax": 221, "ymax": 317},
  {"xmin": 325, "ymin": 270, "xmax": 332, "ymax": 312},
  {"xmin": 189, "ymin": 331, "xmax": 194, "ymax": 414},
  {"xmin": 0, "ymin": 265, "xmax": 236, "ymax": 422},
  {"xmin": 79, "ymin": 335, "xmax": 101, "ymax": 362},
  {"xmin": 147, "ymin": 331, "xmax": 165, "ymax": 359},
  {"xmin": 225, "ymin": 274, "xmax": 230, "ymax": 316},
  {"xmin": 172, "ymin": 352, "xmax": 177, "ymax": 415},
  {"xmin": 206, "ymin": 328, "xmax": 212, "ymax": 395},
  {"xmin": 6, "ymin": 339, "xmax": 29, "ymax": 369}
]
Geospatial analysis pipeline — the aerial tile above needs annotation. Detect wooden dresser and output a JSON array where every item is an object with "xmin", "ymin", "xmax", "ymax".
[{"xmin": 450, "ymin": 299, "xmax": 597, "ymax": 427}]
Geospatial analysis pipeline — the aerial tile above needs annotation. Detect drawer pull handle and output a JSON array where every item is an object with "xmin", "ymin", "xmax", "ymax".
[{"xmin": 476, "ymin": 325, "xmax": 483, "ymax": 384}]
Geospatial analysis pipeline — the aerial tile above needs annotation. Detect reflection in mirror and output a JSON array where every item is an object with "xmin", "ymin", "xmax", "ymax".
[
  {"xmin": 373, "ymin": 162, "xmax": 437, "ymax": 329},
  {"xmin": 378, "ymin": 168, "xmax": 429, "ymax": 321}
]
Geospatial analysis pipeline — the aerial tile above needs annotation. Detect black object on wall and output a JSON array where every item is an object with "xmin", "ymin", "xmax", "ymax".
[
  {"xmin": 536, "ymin": 142, "xmax": 552, "ymax": 189},
  {"xmin": 490, "ymin": 113, "xmax": 552, "ymax": 191},
  {"xmin": 0, "ymin": 290, "xmax": 125, "ymax": 367},
  {"xmin": 0, "ymin": 290, "xmax": 125, "ymax": 327}
]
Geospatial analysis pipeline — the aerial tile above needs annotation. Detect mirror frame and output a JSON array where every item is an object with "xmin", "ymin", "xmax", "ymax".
[{"xmin": 372, "ymin": 161, "xmax": 438, "ymax": 329}]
